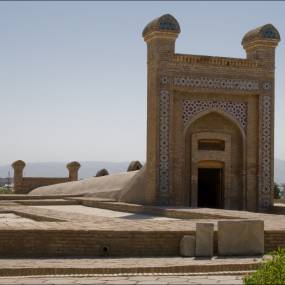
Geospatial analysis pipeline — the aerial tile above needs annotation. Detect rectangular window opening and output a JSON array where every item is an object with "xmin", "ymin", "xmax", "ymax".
[{"xmin": 198, "ymin": 139, "xmax": 225, "ymax": 151}]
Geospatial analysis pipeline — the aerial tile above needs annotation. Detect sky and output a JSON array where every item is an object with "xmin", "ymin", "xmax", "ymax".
[{"xmin": 0, "ymin": 1, "xmax": 285, "ymax": 166}]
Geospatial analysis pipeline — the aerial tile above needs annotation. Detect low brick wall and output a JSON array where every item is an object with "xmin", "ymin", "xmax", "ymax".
[
  {"xmin": 12, "ymin": 160, "xmax": 81, "ymax": 194},
  {"xmin": 264, "ymin": 231, "xmax": 285, "ymax": 252},
  {"xmin": 19, "ymin": 177, "xmax": 69, "ymax": 194},
  {"xmin": 270, "ymin": 205, "xmax": 285, "ymax": 215},
  {"xmin": 0, "ymin": 194, "xmax": 82, "ymax": 200},
  {"xmin": 0, "ymin": 230, "xmax": 195, "ymax": 257},
  {"xmin": 0, "ymin": 228, "xmax": 283, "ymax": 257},
  {"xmin": 274, "ymin": 199, "xmax": 285, "ymax": 204},
  {"xmin": 17, "ymin": 199, "xmax": 78, "ymax": 206}
]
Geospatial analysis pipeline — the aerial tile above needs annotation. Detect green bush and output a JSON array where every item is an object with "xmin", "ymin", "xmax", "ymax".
[
  {"xmin": 244, "ymin": 248, "xmax": 285, "ymax": 285},
  {"xmin": 0, "ymin": 187, "xmax": 13, "ymax": 194}
]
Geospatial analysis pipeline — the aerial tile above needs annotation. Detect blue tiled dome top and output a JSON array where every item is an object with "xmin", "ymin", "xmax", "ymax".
[
  {"xmin": 242, "ymin": 24, "xmax": 280, "ymax": 45},
  {"xmin": 142, "ymin": 14, "xmax": 181, "ymax": 38}
]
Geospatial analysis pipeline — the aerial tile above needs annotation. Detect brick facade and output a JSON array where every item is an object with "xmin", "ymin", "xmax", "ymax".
[{"xmin": 142, "ymin": 14, "xmax": 280, "ymax": 211}]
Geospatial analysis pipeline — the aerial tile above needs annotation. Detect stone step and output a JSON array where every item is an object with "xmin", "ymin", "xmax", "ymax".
[
  {"xmin": 16, "ymin": 199, "xmax": 78, "ymax": 206},
  {"xmin": 0, "ymin": 257, "xmax": 263, "ymax": 277},
  {"xmin": 0, "ymin": 270, "xmax": 256, "ymax": 278},
  {"xmin": 0, "ymin": 194, "xmax": 82, "ymax": 200}
]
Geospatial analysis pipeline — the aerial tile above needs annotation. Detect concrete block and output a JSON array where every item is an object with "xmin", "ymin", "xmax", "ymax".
[
  {"xmin": 218, "ymin": 220, "xmax": 264, "ymax": 256},
  {"xmin": 180, "ymin": 235, "xmax": 195, "ymax": 257},
  {"xmin": 196, "ymin": 223, "xmax": 214, "ymax": 257}
]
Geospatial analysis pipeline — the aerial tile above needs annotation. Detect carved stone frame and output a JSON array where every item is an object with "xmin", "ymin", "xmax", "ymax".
[{"xmin": 189, "ymin": 132, "xmax": 231, "ymax": 209}]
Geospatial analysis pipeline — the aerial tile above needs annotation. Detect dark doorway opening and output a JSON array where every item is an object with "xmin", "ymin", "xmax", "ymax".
[{"xmin": 198, "ymin": 168, "xmax": 223, "ymax": 208}]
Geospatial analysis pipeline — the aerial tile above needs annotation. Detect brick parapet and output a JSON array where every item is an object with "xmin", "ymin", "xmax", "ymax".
[
  {"xmin": 20, "ymin": 177, "xmax": 69, "ymax": 194},
  {"xmin": 11, "ymin": 161, "xmax": 80, "ymax": 194},
  {"xmin": 173, "ymin": 54, "xmax": 261, "ymax": 69}
]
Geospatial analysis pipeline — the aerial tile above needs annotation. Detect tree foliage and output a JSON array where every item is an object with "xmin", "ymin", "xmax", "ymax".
[{"xmin": 274, "ymin": 183, "xmax": 281, "ymax": 199}]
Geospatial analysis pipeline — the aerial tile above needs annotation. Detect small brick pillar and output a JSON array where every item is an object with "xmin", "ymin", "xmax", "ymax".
[
  {"xmin": 66, "ymin": 161, "xmax": 81, "ymax": 181},
  {"xmin": 11, "ymin": 160, "xmax": 26, "ymax": 193}
]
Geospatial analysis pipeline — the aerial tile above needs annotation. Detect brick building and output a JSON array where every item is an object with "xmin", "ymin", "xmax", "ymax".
[{"xmin": 142, "ymin": 14, "xmax": 280, "ymax": 211}]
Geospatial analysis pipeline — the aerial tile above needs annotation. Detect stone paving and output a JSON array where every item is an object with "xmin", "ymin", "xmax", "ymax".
[
  {"xmin": 0, "ymin": 257, "xmax": 264, "ymax": 269},
  {"xmin": 0, "ymin": 274, "xmax": 244, "ymax": 284},
  {"xmin": 32, "ymin": 205, "xmax": 176, "ymax": 220},
  {"xmin": 0, "ymin": 204, "xmax": 222, "ymax": 231},
  {"xmin": 0, "ymin": 213, "xmax": 32, "ymax": 223},
  {"xmin": 0, "ymin": 202, "xmax": 284, "ymax": 232}
]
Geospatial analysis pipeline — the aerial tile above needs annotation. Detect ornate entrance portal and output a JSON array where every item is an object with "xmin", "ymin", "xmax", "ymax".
[
  {"xmin": 142, "ymin": 14, "xmax": 280, "ymax": 211},
  {"xmin": 198, "ymin": 168, "xmax": 223, "ymax": 208}
]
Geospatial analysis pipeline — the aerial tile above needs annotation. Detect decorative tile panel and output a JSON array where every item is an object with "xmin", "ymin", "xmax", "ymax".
[
  {"xmin": 263, "ymin": 82, "xmax": 272, "ymax": 90},
  {"xmin": 259, "ymin": 95, "xmax": 272, "ymax": 209},
  {"xmin": 174, "ymin": 76, "xmax": 259, "ymax": 91},
  {"xmin": 161, "ymin": 76, "xmax": 169, "ymax": 84},
  {"xmin": 159, "ymin": 90, "xmax": 170, "ymax": 202},
  {"xmin": 183, "ymin": 100, "xmax": 247, "ymax": 130}
]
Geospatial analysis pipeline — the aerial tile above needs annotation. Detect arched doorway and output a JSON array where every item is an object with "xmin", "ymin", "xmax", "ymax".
[{"xmin": 184, "ymin": 110, "xmax": 246, "ymax": 210}]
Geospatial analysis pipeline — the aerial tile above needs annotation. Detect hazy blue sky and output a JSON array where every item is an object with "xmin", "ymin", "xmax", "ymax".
[{"xmin": 1, "ymin": 1, "xmax": 285, "ymax": 166}]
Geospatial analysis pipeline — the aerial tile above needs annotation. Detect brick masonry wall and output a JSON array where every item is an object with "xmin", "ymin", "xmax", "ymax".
[
  {"xmin": 0, "ymin": 228, "xmax": 282, "ymax": 257},
  {"xmin": 270, "ymin": 205, "xmax": 285, "ymax": 215},
  {"xmin": 274, "ymin": 199, "xmax": 285, "ymax": 204},
  {"xmin": 0, "ymin": 230, "xmax": 194, "ymax": 257},
  {"xmin": 20, "ymin": 177, "xmax": 69, "ymax": 194},
  {"xmin": 264, "ymin": 231, "xmax": 285, "ymax": 252},
  {"xmin": 12, "ymin": 161, "xmax": 80, "ymax": 194}
]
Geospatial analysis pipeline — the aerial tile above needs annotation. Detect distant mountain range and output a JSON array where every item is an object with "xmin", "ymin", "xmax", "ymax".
[{"xmin": 0, "ymin": 159, "xmax": 284, "ymax": 184}]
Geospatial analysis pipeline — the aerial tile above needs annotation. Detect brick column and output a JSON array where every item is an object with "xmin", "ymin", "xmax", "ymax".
[
  {"xmin": 11, "ymin": 160, "xmax": 25, "ymax": 193},
  {"xmin": 66, "ymin": 161, "xmax": 81, "ymax": 181},
  {"xmin": 242, "ymin": 24, "xmax": 280, "ymax": 211},
  {"xmin": 142, "ymin": 14, "xmax": 180, "ymax": 205}
]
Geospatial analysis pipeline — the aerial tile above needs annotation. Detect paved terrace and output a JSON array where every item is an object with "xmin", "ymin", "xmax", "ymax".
[
  {"xmin": 0, "ymin": 197, "xmax": 283, "ymax": 257},
  {"xmin": 0, "ymin": 200, "xmax": 284, "ymax": 231},
  {"xmin": 0, "ymin": 203, "xmax": 283, "ymax": 231}
]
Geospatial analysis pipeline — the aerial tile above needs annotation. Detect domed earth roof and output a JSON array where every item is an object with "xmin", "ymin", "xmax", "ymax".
[
  {"xmin": 142, "ymin": 14, "xmax": 180, "ymax": 38},
  {"xmin": 242, "ymin": 24, "xmax": 280, "ymax": 46}
]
